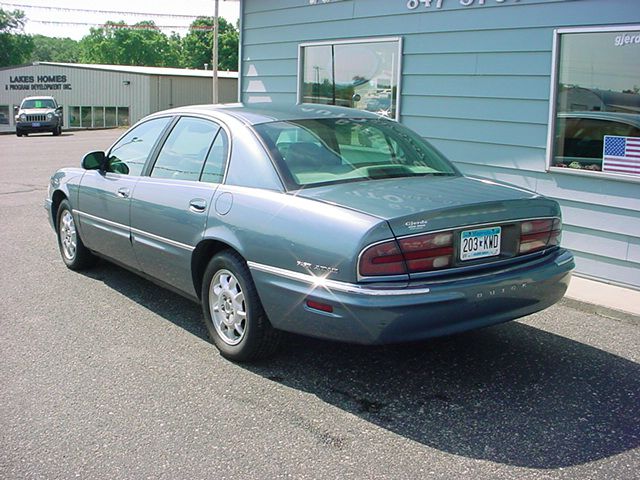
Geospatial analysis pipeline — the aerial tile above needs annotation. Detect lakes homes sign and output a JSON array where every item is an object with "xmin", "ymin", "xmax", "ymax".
[{"xmin": 6, "ymin": 74, "xmax": 72, "ymax": 92}]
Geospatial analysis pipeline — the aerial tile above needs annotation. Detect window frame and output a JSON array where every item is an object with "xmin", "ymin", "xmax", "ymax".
[
  {"xmin": 545, "ymin": 24, "xmax": 640, "ymax": 183},
  {"xmin": 297, "ymin": 36, "xmax": 403, "ymax": 121},
  {"xmin": 143, "ymin": 114, "xmax": 233, "ymax": 184},
  {"xmin": 106, "ymin": 115, "xmax": 174, "ymax": 177}
]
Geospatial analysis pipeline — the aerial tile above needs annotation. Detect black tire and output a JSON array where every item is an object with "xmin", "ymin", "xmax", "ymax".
[
  {"xmin": 16, "ymin": 132, "xmax": 22, "ymax": 137},
  {"xmin": 201, "ymin": 250, "xmax": 282, "ymax": 362},
  {"xmin": 53, "ymin": 126, "xmax": 61, "ymax": 136},
  {"xmin": 56, "ymin": 199, "xmax": 96, "ymax": 270}
]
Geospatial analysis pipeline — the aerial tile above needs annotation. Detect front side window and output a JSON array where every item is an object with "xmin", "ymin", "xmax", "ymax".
[
  {"xmin": 254, "ymin": 118, "xmax": 458, "ymax": 189},
  {"xmin": 550, "ymin": 26, "xmax": 640, "ymax": 178},
  {"xmin": 151, "ymin": 117, "xmax": 220, "ymax": 181},
  {"xmin": 107, "ymin": 116, "xmax": 171, "ymax": 176},
  {"xmin": 300, "ymin": 38, "xmax": 401, "ymax": 120}
]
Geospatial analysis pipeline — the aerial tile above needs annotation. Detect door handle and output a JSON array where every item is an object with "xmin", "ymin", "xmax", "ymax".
[
  {"xmin": 116, "ymin": 187, "xmax": 130, "ymax": 198},
  {"xmin": 189, "ymin": 198, "xmax": 207, "ymax": 213}
]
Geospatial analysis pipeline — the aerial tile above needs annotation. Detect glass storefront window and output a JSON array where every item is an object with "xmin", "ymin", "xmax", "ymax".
[
  {"xmin": 117, "ymin": 107, "xmax": 130, "ymax": 127},
  {"xmin": 549, "ymin": 26, "xmax": 640, "ymax": 178},
  {"xmin": 69, "ymin": 106, "xmax": 80, "ymax": 127},
  {"xmin": 105, "ymin": 107, "xmax": 117, "ymax": 127},
  {"xmin": 0, "ymin": 105, "xmax": 10, "ymax": 126},
  {"xmin": 93, "ymin": 107, "xmax": 105, "ymax": 128},
  {"xmin": 80, "ymin": 106, "xmax": 92, "ymax": 128},
  {"xmin": 67, "ymin": 106, "xmax": 128, "ymax": 128},
  {"xmin": 300, "ymin": 38, "xmax": 401, "ymax": 120}
]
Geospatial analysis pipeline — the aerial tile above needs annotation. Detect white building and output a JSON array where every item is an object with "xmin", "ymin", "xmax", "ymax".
[{"xmin": 0, "ymin": 62, "xmax": 238, "ymax": 131}]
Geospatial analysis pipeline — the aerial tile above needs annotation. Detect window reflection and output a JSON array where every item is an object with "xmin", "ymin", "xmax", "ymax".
[
  {"xmin": 552, "ymin": 28, "xmax": 640, "ymax": 176},
  {"xmin": 301, "ymin": 39, "xmax": 400, "ymax": 119}
]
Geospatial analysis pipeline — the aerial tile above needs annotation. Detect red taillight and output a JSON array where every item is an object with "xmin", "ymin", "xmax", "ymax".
[
  {"xmin": 359, "ymin": 239, "xmax": 406, "ymax": 276},
  {"xmin": 519, "ymin": 218, "xmax": 562, "ymax": 254},
  {"xmin": 359, "ymin": 231, "xmax": 454, "ymax": 277},
  {"xmin": 399, "ymin": 232, "xmax": 453, "ymax": 272}
]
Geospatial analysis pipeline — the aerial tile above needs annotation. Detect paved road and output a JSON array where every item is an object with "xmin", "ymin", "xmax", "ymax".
[{"xmin": 1, "ymin": 130, "xmax": 639, "ymax": 479}]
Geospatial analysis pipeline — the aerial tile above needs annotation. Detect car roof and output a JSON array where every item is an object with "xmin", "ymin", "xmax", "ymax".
[
  {"xmin": 558, "ymin": 111, "xmax": 640, "ymax": 128},
  {"xmin": 160, "ymin": 103, "xmax": 384, "ymax": 126},
  {"xmin": 22, "ymin": 96, "xmax": 56, "ymax": 101}
]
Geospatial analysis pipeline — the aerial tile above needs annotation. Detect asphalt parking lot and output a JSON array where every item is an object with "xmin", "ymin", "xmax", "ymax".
[{"xmin": 1, "ymin": 129, "xmax": 639, "ymax": 479}]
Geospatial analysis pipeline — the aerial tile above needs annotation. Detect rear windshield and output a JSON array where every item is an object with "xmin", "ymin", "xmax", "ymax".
[
  {"xmin": 253, "ymin": 118, "xmax": 459, "ymax": 189},
  {"xmin": 21, "ymin": 99, "xmax": 56, "ymax": 109}
]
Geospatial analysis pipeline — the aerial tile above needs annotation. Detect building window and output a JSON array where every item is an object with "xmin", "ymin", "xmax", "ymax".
[
  {"xmin": 69, "ymin": 106, "xmax": 80, "ymax": 127},
  {"xmin": 299, "ymin": 37, "xmax": 402, "ymax": 120},
  {"xmin": 68, "ymin": 106, "xmax": 130, "ymax": 128},
  {"xmin": 548, "ymin": 26, "xmax": 640, "ymax": 179},
  {"xmin": 0, "ymin": 105, "xmax": 10, "ymax": 126},
  {"xmin": 105, "ymin": 107, "xmax": 117, "ymax": 127},
  {"xmin": 117, "ymin": 107, "xmax": 129, "ymax": 127},
  {"xmin": 81, "ymin": 106, "xmax": 92, "ymax": 128},
  {"xmin": 93, "ymin": 107, "xmax": 105, "ymax": 128}
]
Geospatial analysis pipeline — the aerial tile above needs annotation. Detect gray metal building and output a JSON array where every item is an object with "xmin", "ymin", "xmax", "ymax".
[
  {"xmin": 1, "ymin": 62, "xmax": 238, "ymax": 131},
  {"xmin": 239, "ymin": 0, "xmax": 640, "ymax": 288}
]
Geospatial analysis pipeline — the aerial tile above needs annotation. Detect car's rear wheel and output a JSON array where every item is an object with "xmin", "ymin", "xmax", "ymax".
[
  {"xmin": 202, "ymin": 250, "xmax": 282, "ymax": 362},
  {"xmin": 56, "ymin": 200, "xmax": 96, "ymax": 270}
]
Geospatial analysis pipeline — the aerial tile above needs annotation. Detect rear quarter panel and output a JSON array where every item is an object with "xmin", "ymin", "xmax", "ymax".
[{"xmin": 203, "ymin": 185, "xmax": 392, "ymax": 284}]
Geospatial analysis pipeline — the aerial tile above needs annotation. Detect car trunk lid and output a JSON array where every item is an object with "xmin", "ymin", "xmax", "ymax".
[{"xmin": 295, "ymin": 175, "xmax": 558, "ymax": 236}]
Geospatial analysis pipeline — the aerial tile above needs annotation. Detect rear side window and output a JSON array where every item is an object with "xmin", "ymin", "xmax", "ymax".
[
  {"xmin": 107, "ymin": 117, "xmax": 172, "ymax": 176},
  {"xmin": 200, "ymin": 129, "xmax": 229, "ymax": 184},
  {"xmin": 151, "ymin": 117, "xmax": 220, "ymax": 181}
]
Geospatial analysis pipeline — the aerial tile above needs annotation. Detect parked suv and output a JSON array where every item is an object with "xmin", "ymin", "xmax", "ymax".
[{"xmin": 15, "ymin": 96, "xmax": 63, "ymax": 137}]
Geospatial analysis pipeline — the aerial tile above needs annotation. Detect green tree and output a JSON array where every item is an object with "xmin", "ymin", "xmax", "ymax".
[
  {"xmin": 79, "ymin": 20, "xmax": 181, "ymax": 67},
  {"xmin": 30, "ymin": 35, "xmax": 80, "ymax": 63},
  {"xmin": 181, "ymin": 17, "xmax": 238, "ymax": 71},
  {"xmin": 0, "ymin": 8, "xmax": 34, "ymax": 67}
]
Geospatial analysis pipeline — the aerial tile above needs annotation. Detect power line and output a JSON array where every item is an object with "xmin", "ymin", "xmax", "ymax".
[
  {"xmin": 0, "ymin": 2, "xmax": 206, "ymax": 19},
  {"xmin": 28, "ymin": 19, "xmax": 214, "ymax": 31}
]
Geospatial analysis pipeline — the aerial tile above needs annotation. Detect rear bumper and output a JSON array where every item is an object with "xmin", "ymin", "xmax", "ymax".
[{"xmin": 249, "ymin": 248, "xmax": 574, "ymax": 344}]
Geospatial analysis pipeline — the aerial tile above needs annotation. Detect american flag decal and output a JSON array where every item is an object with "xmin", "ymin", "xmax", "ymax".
[{"xmin": 603, "ymin": 135, "xmax": 640, "ymax": 175}]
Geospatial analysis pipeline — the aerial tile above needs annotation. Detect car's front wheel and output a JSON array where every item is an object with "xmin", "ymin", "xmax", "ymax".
[
  {"xmin": 56, "ymin": 199, "xmax": 96, "ymax": 270},
  {"xmin": 53, "ymin": 126, "xmax": 62, "ymax": 136},
  {"xmin": 202, "ymin": 251, "xmax": 282, "ymax": 362}
]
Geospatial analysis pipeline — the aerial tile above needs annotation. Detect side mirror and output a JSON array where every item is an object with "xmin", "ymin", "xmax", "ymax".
[
  {"xmin": 352, "ymin": 93, "xmax": 362, "ymax": 103},
  {"xmin": 82, "ymin": 151, "xmax": 106, "ymax": 171},
  {"xmin": 56, "ymin": 105, "xmax": 63, "ymax": 112},
  {"xmin": 13, "ymin": 106, "xmax": 19, "ymax": 114}
]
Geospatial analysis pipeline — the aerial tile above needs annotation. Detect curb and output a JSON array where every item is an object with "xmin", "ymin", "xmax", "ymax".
[
  {"xmin": 560, "ymin": 297, "xmax": 640, "ymax": 326},
  {"xmin": 562, "ymin": 275, "xmax": 640, "ymax": 324}
]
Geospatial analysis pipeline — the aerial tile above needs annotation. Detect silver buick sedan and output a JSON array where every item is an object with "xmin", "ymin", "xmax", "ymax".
[{"xmin": 46, "ymin": 104, "xmax": 574, "ymax": 361}]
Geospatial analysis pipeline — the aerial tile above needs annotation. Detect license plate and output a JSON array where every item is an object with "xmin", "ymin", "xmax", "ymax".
[
  {"xmin": 460, "ymin": 226, "xmax": 501, "ymax": 261},
  {"xmin": 32, "ymin": 122, "xmax": 41, "ymax": 127}
]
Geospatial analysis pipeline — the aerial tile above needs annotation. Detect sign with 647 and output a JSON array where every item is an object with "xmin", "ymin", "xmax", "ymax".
[{"xmin": 406, "ymin": 0, "xmax": 520, "ymax": 9}]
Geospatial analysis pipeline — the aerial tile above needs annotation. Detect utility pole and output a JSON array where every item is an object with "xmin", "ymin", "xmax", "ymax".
[{"xmin": 212, "ymin": 0, "xmax": 219, "ymax": 104}]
